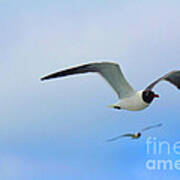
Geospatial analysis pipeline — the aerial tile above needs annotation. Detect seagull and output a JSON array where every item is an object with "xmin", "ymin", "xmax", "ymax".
[
  {"xmin": 41, "ymin": 62, "xmax": 180, "ymax": 111},
  {"xmin": 107, "ymin": 123, "xmax": 163, "ymax": 141}
]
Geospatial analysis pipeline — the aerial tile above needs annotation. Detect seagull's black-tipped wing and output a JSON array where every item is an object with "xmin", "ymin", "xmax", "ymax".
[
  {"xmin": 107, "ymin": 133, "xmax": 134, "ymax": 142},
  {"xmin": 41, "ymin": 64, "xmax": 94, "ymax": 80},
  {"xmin": 141, "ymin": 123, "xmax": 162, "ymax": 132},
  {"xmin": 41, "ymin": 62, "xmax": 136, "ymax": 99},
  {"xmin": 146, "ymin": 70, "xmax": 180, "ymax": 90}
]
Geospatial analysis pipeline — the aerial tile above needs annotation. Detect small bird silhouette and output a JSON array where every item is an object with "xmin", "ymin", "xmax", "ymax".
[{"xmin": 107, "ymin": 123, "xmax": 162, "ymax": 142}]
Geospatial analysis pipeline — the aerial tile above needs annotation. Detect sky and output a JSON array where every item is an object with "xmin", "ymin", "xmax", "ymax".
[{"xmin": 1, "ymin": 0, "xmax": 180, "ymax": 179}]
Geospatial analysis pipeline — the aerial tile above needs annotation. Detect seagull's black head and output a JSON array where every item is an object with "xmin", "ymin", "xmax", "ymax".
[
  {"xmin": 142, "ymin": 90, "xmax": 159, "ymax": 104},
  {"xmin": 137, "ymin": 132, "xmax": 141, "ymax": 138}
]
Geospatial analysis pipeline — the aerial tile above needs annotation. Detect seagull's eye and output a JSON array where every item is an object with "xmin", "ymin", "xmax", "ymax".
[{"xmin": 146, "ymin": 92, "xmax": 149, "ymax": 96}]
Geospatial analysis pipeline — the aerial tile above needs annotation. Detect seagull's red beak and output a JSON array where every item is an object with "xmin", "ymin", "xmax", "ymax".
[{"xmin": 153, "ymin": 94, "xmax": 159, "ymax": 98}]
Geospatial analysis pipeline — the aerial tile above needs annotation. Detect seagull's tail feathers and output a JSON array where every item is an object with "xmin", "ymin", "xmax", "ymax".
[{"xmin": 107, "ymin": 104, "xmax": 114, "ymax": 108}]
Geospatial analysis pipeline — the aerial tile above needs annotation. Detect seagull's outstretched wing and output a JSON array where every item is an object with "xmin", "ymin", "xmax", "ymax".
[
  {"xmin": 41, "ymin": 62, "xmax": 136, "ymax": 99},
  {"xmin": 146, "ymin": 70, "xmax": 180, "ymax": 90},
  {"xmin": 107, "ymin": 133, "xmax": 134, "ymax": 142},
  {"xmin": 141, "ymin": 123, "xmax": 162, "ymax": 132}
]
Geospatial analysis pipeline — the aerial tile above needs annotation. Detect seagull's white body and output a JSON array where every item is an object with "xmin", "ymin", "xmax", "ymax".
[
  {"xmin": 41, "ymin": 61, "xmax": 180, "ymax": 111},
  {"xmin": 110, "ymin": 90, "xmax": 149, "ymax": 111}
]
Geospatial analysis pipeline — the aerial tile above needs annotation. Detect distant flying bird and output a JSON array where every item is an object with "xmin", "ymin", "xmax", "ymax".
[
  {"xmin": 41, "ymin": 62, "xmax": 180, "ymax": 111},
  {"xmin": 107, "ymin": 123, "xmax": 163, "ymax": 141}
]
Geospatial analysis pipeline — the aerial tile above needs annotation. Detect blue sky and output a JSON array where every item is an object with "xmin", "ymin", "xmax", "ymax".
[{"xmin": 1, "ymin": 0, "xmax": 180, "ymax": 179}]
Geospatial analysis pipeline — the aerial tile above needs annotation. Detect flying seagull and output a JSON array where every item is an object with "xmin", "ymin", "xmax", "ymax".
[
  {"xmin": 107, "ymin": 123, "xmax": 163, "ymax": 141},
  {"xmin": 41, "ymin": 62, "xmax": 180, "ymax": 111}
]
